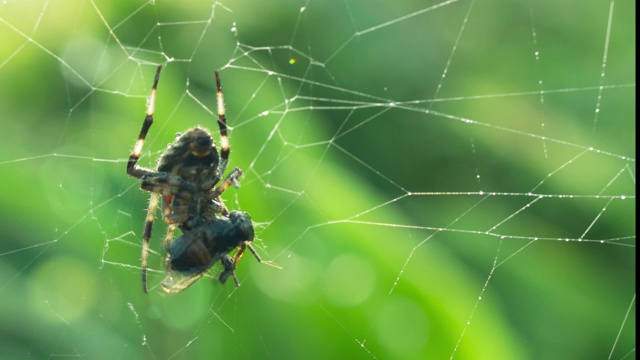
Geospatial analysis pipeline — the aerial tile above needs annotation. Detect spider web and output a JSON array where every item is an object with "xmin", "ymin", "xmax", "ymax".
[{"xmin": 0, "ymin": 0, "xmax": 635, "ymax": 359}]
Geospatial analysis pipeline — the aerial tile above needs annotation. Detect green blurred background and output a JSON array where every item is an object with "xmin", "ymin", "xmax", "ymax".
[{"xmin": 0, "ymin": 1, "xmax": 635, "ymax": 359}]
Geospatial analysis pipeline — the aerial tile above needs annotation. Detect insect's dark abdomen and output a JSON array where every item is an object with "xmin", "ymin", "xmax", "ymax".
[{"xmin": 167, "ymin": 229, "xmax": 215, "ymax": 273}]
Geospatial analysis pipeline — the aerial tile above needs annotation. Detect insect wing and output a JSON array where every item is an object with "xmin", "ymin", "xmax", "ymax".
[{"xmin": 161, "ymin": 269, "xmax": 208, "ymax": 294}]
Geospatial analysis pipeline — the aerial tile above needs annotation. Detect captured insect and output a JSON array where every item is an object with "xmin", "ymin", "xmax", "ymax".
[{"xmin": 127, "ymin": 65, "xmax": 263, "ymax": 294}]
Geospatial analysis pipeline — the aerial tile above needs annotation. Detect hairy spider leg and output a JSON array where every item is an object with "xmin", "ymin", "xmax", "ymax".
[
  {"xmin": 126, "ymin": 64, "xmax": 162, "ymax": 293},
  {"xmin": 164, "ymin": 224, "xmax": 178, "ymax": 250},
  {"xmin": 140, "ymin": 193, "xmax": 159, "ymax": 293},
  {"xmin": 127, "ymin": 65, "xmax": 161, "ymax": 179},
  {"xmin": 194, "ymin": 71, "xmax": 237, "ymax": 209},
  {"xmin": 197, "ymin": 167, "xmax": 243, "ymax": 217},
  {"xmin": 214, "ymin": 71, "xmax": 231, "ymax": 180}
]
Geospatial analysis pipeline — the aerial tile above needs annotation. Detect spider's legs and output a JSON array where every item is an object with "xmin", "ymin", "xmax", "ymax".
[
  {"xmin": 213, "ymin": 167, "xmax": 243, "ymax": 197},
  {"xmin": 127, "ymin": 65, "xmax": 162, "ymax": 294},
  {"xmin": 141, "ymin": 192, "xmax": 159, "ymax": 293},
  {"xmin": 207, "ymin": 167, "xmax": 243, "ymax": 216},
  {"xmin": 163, "ymin": 224, "xmax": 178, "ymax": 250},
  {"xmin": 214, "ymin": 71, "xmax": 230, "ymax": 178},
  {"xmin": 141, "ymin": 194, "xmax": 180, "ymax": 293},
  {"xmin": 127, "ymin": 65, "xmax": 162, "ymax": 179}
]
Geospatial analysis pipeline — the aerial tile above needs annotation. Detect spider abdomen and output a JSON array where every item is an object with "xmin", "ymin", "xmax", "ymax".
[{"xmin": 158, "ymin": 126, "xmax": 219, "ymax": 174}]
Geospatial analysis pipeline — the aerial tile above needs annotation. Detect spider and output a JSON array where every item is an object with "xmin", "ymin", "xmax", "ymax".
[{"xmin": 127, "ymin": 65, "xmax": 262, "ymax": 294}]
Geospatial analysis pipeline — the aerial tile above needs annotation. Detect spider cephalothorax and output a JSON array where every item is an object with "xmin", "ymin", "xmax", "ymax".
[{"xmin": 126, "ymin": 65, "xmax": 261, "ymax": 293}]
